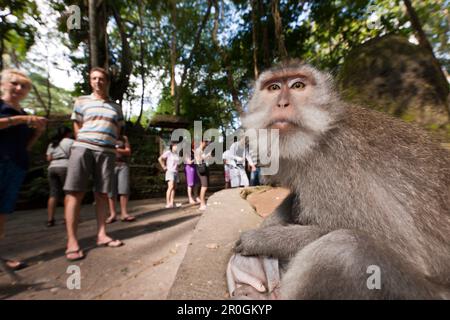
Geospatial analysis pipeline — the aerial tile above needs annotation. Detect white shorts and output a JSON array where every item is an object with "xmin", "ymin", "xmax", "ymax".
[
  {"xmin": 165, "ymin": 170, "xmax": 179, "ymax": 183},
  {"xmin": 230, "ymin": 166, "xmax": 249, "ymax": 188}
]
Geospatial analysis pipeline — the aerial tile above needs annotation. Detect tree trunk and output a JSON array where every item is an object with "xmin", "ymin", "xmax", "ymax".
[
  {"xmin": 88, "ymin": 0, "xmax": 98, "ymax": 68},
  {"xmin": 174, "ymin": 0, "xmax": 213, "ymax": 116},
  {"xmin": 259, "ymin": 0, "xmax": 271, "ymax": 68},
  {"xmin": 88, "ymin": 0, "xmax": 108, "ymax": 69},
  {"xmin": 251, "ymin": 0, "xmax": 259, "ymax": 79},
  {"xmin": 136, "ymin": 1, "xmax": 145, "ymax": 126},
  {"xmin": 212, "ymin": 0, "xmax": 243, "ymax": 115},
  {"xmin": 45, "ymin": 53, "xmax": 52, "ymax": 119},
  {"xmin": 170, "ymin": 0, "xmax": 177, "ymax": 100},
  {"xmin": 0, "ymin": 35, "xmax": 4, "ymax": 72},
  {"xmin": 271, "ymin": 0, "xmax": 288, "ymax": 61},
  {"xmin": 109, "ymin": 3, "xmax": 133, "ymax": 103},
  {"xmin": 403, "ymin": 0, "xmax": 449, "ymax": 116}
]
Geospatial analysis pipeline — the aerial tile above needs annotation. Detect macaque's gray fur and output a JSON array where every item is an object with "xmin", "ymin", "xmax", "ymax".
[{"xmin": 235, "ymin": 61, "xmax": 450, "ymax": 299}]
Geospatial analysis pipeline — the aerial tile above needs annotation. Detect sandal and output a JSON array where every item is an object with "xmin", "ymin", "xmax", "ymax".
[
  {"xmin": 120, "ymin": 216, "xmax": 136, "ymax": 222},
  {"xmin": 97, "ymin": 239, "xmax": 124, "ymax": 248},
  {"xmin": 106, "ymin": 217, "xmax": 117, "ymax": 224},
  {"xmin": 47, "ymin": 219, "xmax": 55, "ymax": 227},
  {"xmin": 65, "ymin": 249, "xmax": 84, "ymax": 261},
  {"xmin": 3, "ymin": 259, "xmax": 28, "ymax": 271}
]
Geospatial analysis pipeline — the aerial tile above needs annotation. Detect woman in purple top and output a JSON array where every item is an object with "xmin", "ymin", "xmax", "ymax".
[{"xmin": 184, "ymin": 142, "xmax": 200, "ymax": 204}]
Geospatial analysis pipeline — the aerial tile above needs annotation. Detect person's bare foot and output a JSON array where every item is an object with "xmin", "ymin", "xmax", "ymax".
[
  {"xmin": 65, "ymin": 249, "xmax": 84, "ymax": 261},
  {"xmin": 4, "ymin": 259, "xmax": 27, "ymax": 270},
  {"xmin": 189, "ymin": 199, "xmax": 196, "ymax": 204},
  {"xmin": 97, "ymin": 236, "xmax": 123, "ymax": 247}
]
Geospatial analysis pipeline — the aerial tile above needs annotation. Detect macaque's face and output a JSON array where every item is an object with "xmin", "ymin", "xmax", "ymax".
[
  {"xmin": 242, "ymin": 64, "xmax": 340, "ymax": 159},
  {"xmin": 89, "ymin": 71, "xmax": 108, "ymax": 95},
  {"xmin": 1, "ymin": 75, "xmax": 31, "ymax": 102}
]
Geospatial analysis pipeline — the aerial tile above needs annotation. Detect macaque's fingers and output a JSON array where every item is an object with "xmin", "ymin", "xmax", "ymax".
[{"xmin": 233, "ymin": 230, "xmax": 262, "ymax": 256}]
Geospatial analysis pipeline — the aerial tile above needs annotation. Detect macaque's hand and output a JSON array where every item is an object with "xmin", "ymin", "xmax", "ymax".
[{"xmin": 234, "ymin": 229, "xmax": 264, "ymax": 256}]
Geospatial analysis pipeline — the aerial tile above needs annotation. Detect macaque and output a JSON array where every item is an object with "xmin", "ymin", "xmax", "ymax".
[{"xmin": 229, "ymin": 60, "xmax": 450, "ymax": 299}]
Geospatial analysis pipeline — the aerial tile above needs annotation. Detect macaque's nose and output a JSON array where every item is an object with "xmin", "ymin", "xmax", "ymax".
[
  {"xmin": 277, "ymin": 92, "xmax": 290, "ymax": 108},
  {"xmin": 277, "ymin": 101, "xmax": 290, "ymax": 108}
]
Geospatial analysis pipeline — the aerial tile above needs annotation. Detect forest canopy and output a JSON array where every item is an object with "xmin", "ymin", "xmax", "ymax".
[{"xmin": 1, "ymin": 0, "xmax": 449, "ymax": 134}]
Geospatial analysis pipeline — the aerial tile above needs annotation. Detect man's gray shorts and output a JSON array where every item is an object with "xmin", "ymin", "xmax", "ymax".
[
  {"xmin": 64, "ymin": 146, "xmax": 116, "ymax": 194},
  {"xmin": 109, "ymin": 163, "xmax": 130, "ymax": 198}
]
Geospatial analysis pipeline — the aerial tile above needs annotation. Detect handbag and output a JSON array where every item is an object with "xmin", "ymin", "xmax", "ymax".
[{"xmin": 197, "ymin": 163, "xmax": 207, "ymax": 175}]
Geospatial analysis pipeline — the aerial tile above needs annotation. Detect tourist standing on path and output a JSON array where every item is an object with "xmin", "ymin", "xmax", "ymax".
[
  {"xmin": 159, "ymin": 142, "xmax": 180, "ymax": 208},
  {"xmin": 0, "ymin": 69, "xmax": 47, "ymax": 270},
  {"xmin": 106, "ymin": 135, "xmax": 136, "ymax": 223},
  {"xmin": 227, "ymin": 138, "xmax": 255, "ymax": 188},
  {"xmin": 46, "ymin": 126, "xmax": 74, "ymax": 227},
  {"xmin": 63, "ymin": 67, "xmax": 125, "ymax": 262},
  {"xmin": 184, "ymin": 142, "xmax": 200, "ymax": 204},
  {"xmin": 194, "ymin": 140, "xmax": 211, "ymax": 211}
]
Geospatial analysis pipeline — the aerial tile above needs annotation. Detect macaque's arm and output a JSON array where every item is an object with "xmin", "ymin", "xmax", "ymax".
[
  {"xmin": 260, "ymin": 193, "xmax": 296, "ymax": 228},
  {"xmin": 235, "ymin": 225, "xmax": 325, "ymax": 260}
]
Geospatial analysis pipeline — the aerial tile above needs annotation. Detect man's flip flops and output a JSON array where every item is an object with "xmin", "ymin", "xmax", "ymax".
[{"xmin": 97, "ymin": 239, "xmax": 124, "ymax": 248}]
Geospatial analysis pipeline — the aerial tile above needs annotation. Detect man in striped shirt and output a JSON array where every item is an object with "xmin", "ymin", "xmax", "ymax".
[{"xmin": 63, "ymin": 67, "xmax": 125, "ymax": 261}]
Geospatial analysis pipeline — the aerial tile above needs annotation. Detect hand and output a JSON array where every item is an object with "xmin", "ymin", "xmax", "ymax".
[
  {"xmin": 251, "ymin": 165, "xmax": 257, "ymax": 172},
  {"xmin": 27, "ymin": 116, "xmax": 47, "ymax": 130},
  {"xmin": 234, "ymin": 229, "xmax": 262, "ymax": 256}
]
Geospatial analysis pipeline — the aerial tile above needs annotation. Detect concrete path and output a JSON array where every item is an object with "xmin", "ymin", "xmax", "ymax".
[
  {"xmin": 0, "ymin": 197, "xmax": 202, "ymax": 300},
  {"xmin": 168, "ymin": 189, "xmax": 263, "ymax": 300}
]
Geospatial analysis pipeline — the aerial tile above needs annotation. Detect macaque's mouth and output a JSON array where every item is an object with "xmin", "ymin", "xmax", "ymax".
[{"xmin": 267, "ymin": 120, "xmax": 298, "ymax": 131}]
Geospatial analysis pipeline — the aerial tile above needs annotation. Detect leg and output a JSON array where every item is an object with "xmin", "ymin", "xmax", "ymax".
[
  {"xmin": 107, "ymin": 196, "xmax": 118, "ymax": 223},
  {"xmin": 166, "ymin": 181, "xmax": 174, "ymax": 207},
  {"xmin": 200, "ymin": 187, "xmax": 207, "ymax": 207},
  {"xmin": 187, "ymin": 186, "xmax": 195, "ymax": 204},
  {"xmin": 95, "ymin": 193, "xmax": 110, "ymax": 239},
  {"xmin": 64, "ymin": 192, "xmax": 85, "ymax": 258},
  {"xmin": 119, "ymin": 195, "xmax": 135, "ymax": 221},
  {"xmin": 170, "ymin": 182, "xmax": 176, "ymax": 205},
  {"xmin": 280, "ymin": 230, "xmax": 441, "ymax": 299},
  {"xmin": 47, "ymin": 196, "xmax": 57, "ymax": 225}
]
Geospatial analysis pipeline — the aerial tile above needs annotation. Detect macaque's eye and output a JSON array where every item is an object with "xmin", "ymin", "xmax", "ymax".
[
  {"xmin": 291, "ymin": 81, "xmax": 305, "ymax": 89},
  {"xmin": 267, "ymin": 83, "xmax": 281, "ymax": 91}
]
